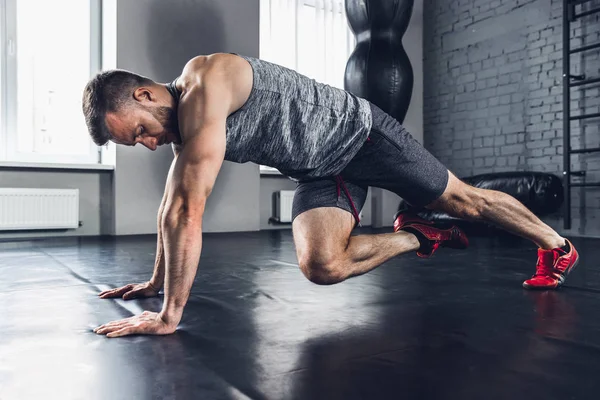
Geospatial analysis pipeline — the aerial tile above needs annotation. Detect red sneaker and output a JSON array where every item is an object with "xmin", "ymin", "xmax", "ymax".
[
  {"xmin": 394, "ymin": 213, "xmax": 469, "ymax": 258},
  {"xmin": 522, "ymin": 239, "xmax": 579, "ymax": 290}
]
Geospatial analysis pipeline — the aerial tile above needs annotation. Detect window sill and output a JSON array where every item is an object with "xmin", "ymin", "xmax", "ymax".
[
  {"xmin": 260, "ymin": 170, "xmax": 284, "ymax": 176},
  {"xmin": 259, "ymin": 166, "xmax": 284, "ymax": 176},
  {"xmin": 0, "ymin": 161, "xmax": 114, "ymax": 171}
]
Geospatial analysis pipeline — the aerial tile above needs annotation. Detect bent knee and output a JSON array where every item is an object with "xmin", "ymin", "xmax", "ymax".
[
  {"xmin": 298, "ymin": 255, "xmax": 345, "ymax": 285},
  {"xmin": 293, "ymin": 211, "xmax": 351, "ymax": 285}
]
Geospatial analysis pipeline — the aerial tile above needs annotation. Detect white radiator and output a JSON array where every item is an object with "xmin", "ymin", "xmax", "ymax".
[
  {"xmin": 0, "ymin": 188, "xmax": 79, "ymax": 231},
  {"xmin": 273, "ymin": 190, "xmax": 295, "ymax": 223}
]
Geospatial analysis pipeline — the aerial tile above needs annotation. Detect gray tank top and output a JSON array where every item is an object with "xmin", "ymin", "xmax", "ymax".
[
  {"xmin": 225, "ymin": 55, "xmax": 372, "ymax": 180},
  {"xmin": 168, "ymin": 55, "xmax": 373, "ymax": 180}
]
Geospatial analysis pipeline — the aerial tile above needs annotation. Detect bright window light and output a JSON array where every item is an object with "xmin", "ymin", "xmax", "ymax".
[{"xmin": 1, "ymin": 0, "xmax": 103, "ymax": 165}]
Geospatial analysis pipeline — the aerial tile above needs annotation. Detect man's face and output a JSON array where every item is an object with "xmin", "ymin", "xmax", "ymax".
[{"xmin": 105, "ymin": 104, "xmax": 179, "ymax": 151}]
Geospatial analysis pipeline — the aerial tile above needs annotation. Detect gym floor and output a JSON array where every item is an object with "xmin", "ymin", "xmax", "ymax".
[{"xmin": 2, "ymin": 229, "xmax": 600, "ymax": 400}]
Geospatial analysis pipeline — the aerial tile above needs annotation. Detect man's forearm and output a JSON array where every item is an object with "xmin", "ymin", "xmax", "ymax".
[
  {"xmin": 149, "ymin": 204, "xmax": 166, "ymax": 289},
  {"xmin": 149, "ymin": 226, "xmax": 166, "ymax": 290},
  {"xmin": 151, "ymin": 157, "xmax": 178, "ymax": 290},
  {"xmin": 159, "ymin": 204, "xmax": 205, "ymax": 327}
]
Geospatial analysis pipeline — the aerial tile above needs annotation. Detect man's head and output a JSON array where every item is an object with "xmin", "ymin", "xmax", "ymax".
[{"xmin": 82, "ymin": 70, "xmax": 180, "ymax": 151}]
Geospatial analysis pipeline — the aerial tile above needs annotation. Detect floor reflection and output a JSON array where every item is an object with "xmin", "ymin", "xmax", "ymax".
[{"xmin": 1, "ymin": 232, "xmax": 599, "ymax": 399}]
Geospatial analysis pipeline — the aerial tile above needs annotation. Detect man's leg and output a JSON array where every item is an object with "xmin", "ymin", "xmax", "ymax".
[
  {"xmin": 338, "ymin": 102, "xmax": 577, "ymax": 289},
  {"xmin": 416, "ymin": 170, "xmax": 579, "ymax": 289},
  {"xmin": 427, "ymin": 171, "xmax": 565, "ymax": 250},
  {"xmin": 293, "ymin": 207, "xmax": 420, "ymax": 285}
]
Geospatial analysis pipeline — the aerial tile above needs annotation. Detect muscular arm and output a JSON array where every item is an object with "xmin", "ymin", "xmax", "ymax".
[
  {"xmin": 159, "ymin": 131, "xmax": 224, "ymax": 326},
  {"xmin": 94, "ymin": 54, "xmax": 247, "ymax": 336},
  {"xmin": 98, "ymin": 150, "xmax": 180, "ymax": 301},
  {"xmin": 158, "ymin": 62, "xmax": 234, "ymax": 328}
]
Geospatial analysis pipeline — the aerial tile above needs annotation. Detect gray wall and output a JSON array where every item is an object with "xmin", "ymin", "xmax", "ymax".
[
  {"xmin": 424, "ymin": 0, "xmax": 600, "ymax": 237},
  {"xmin": 0, "ymin": 0, "xmax": 261, "ymax": 239},
  {"xmin": 0, "ymin": 168, "xmax": 112, "ymax": 240},
  {"xmin": 259, "ymin": 176, "xmax": 297, "ymax": 230},
  {"xmin": 114, "ymin": 0, "xmax": 261, "ymax": 235}
]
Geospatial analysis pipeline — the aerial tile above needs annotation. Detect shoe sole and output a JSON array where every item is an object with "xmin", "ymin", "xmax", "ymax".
[
  {"xmin": 522, "ymin": 255, "xmax": 580, "ymax": 290},
  {"xmin": 559, "ymin": 255, "xmax": 580, "ymax": 287}
]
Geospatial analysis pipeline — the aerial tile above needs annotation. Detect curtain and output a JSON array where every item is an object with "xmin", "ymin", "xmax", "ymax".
[{"xmin": 260, "ymin": 0, "xmax": 355, "ymax": 89}]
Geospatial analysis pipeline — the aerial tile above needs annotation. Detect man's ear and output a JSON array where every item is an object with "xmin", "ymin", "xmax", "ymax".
[{"xmin": 133, "ymin": 87, "xmax": 154, "ymax": 103}]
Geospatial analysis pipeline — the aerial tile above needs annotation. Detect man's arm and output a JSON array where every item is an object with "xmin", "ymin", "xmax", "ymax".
[
  {"xmin": 94, "ymin": 56, "xmax": 235, "ymax": 337},
  {"xmin": 158, "ymin": 118, "xmax": 225, "ymax": 328},
  {"xmin": 157, "ymin": 58, "xmax": 239, "ymax": 328},
  {"xmin": 97, "ymin": 151, "xmax": 179, "ymax": 300}
]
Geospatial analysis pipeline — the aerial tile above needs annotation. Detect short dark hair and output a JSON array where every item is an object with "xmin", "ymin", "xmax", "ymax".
[{"xmin": 82, "ymin": 70, "xmax": 153, "ymax": 146}]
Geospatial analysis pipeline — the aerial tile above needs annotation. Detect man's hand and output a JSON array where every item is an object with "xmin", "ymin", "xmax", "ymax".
[
  {"xmin": 93, "ymin": 311, "xmax": 176, "ymax": 338},
  {"xmin": 98, "ymin": 282, "xmax": 160, "ymax": 300}
]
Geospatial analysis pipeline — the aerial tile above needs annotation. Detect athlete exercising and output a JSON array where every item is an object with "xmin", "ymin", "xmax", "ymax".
[{"xmin": 82, "ymin": 53, "xmax": 579, "ymax": 338}]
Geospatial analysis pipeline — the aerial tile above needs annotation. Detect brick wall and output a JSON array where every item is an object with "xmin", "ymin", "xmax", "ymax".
[{"xmin": 423, "ymin": 0, "xmax": 600, "ymax": 237}]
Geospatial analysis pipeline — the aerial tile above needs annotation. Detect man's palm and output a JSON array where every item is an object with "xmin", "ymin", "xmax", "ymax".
[{"xmin": 98, "ymin": 282, "xmax": 159, "ymax": 300}]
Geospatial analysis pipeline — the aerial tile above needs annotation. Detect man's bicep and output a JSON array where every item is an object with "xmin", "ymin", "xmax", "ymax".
[
  {"xmin": 168, "ymin": 125, "xmax": 226, "ymax": 208},
  {"xmin": 171, "ymin": 70, "xmax": 229, "ymax": 209}
]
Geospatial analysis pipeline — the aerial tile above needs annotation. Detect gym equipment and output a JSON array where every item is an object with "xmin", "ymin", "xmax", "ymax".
[
  {"xmin": 344, "ymin": 0, "xmax": 414, "ymax": 123},
  {"xmin": 561, "ymin": 0, "xmax": 600, "ymax": 229}
]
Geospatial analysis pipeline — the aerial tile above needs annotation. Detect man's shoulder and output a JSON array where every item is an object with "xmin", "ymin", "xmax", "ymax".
[
  {"xmin": 178, "ymin": 54, "xmax": 249, "ymax": 90},
  {"xmin": 182, "ymin": 53, "xmax": 243, "ymax": 74}
]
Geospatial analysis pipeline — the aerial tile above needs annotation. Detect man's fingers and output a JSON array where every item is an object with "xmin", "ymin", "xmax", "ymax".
[
  {"xmin": 96, "ymin": 319, "xmax": 130, "ymax": 330},
  {"xmin": 93, "ymin": 312, "xmax": 165, "ymax": 338},
  {"xmin": 93, "ymin": 317, "xmax": 136, "ymax": 333},
  {"xmin": 122, "ymin": 289, "xmax": 141, "ymax": 300},
  {"xmin": 94, "ymin": 324, "xmax": 121, "ymax": 334},
  {"xmin": 95, "ymin": 321, "xmax": 131, "ymax": 335},
  {"xmin": 95, "ymin": 326, "xmax": 113, "ymax": 335},
  {"xmin": 99, "ymin": 285, "xmax": 129, "ymax": 296},
  {"xmin": 106, "ymin": 326, "xmax": 137, "ymax": 338},
  {"xmin": 99, "ymin": 285, "xmax": 134, "ymax": 298},
  {"xmin": 98, "ymin": 287, "xmax": 123, "ymax": 297},
  {"xmin": 96, "ymin": 323, "xmax": 131, "ymax": 335}
]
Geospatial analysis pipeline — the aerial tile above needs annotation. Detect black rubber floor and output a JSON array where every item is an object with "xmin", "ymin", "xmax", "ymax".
[{"xmin": 1, "ymin": 229, "xmax": 599, "ymax": 400}]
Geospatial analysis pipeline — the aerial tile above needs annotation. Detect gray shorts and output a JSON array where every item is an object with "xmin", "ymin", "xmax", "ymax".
[{"xmin": 292, "ymin": 103, "xmax": 449, "ymax": 225}]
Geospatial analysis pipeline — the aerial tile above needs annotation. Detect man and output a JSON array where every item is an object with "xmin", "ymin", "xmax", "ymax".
[{"xmin": 83, "ymin": 53, "xmax": 579, "ymax": 338}]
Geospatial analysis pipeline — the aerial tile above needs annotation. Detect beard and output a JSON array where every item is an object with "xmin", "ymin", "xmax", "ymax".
[{"xmin": 151, "ymin": 106, "xmax": 180, "ymax": 141}]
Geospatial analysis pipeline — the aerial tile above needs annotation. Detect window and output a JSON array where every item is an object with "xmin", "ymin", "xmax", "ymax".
[
  {"xmin": 0, "ymin": 0, "xmax": 103, "ymax": 165},
  {"xmin": 260, "ymin": 0, "xmax": 355, "ymax": 89},
  {"xmin": 259, "ymin": 0, "xmax": 355, "ymax": 174}
]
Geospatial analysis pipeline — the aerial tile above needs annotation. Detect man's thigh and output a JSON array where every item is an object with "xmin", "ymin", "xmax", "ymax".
[
  {"xmin": 291, "ymin": 178, "xmax": 368, "ymax": 262},
  {"xmin": 341, "ymin": 103, "xmax": 450, "ymax": 208},
  {"xmin": 291, "ymin": 178, "xmax": 368, "ymax": 229},
  {"xmin": 292, "ymin": 207, "xmax": 354, "ymax": 264}
]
